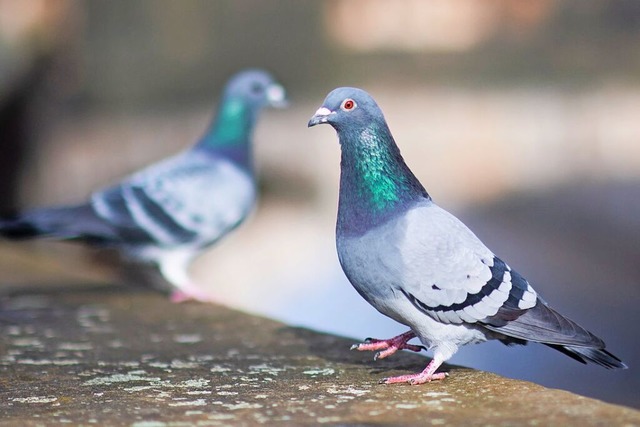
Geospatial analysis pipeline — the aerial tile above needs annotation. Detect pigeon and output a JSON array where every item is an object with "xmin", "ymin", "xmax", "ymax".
[
  {"xmin": 0, "ymin": 69, "xmax": 287, "ymax": 303},
  {"xmin": 308, "ymin": 87, "xmax": 626, "ymax": 385}
]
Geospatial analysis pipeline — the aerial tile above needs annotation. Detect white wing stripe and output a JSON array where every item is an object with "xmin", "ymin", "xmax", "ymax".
[{"xmin": 122, "ymin": 186, "xmax": 177, "ymax": 245}]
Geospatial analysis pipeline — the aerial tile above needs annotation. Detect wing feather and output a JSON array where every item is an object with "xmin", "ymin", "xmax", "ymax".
[
  {"xmin": 396, "ymin": 204, "xmax": 622, "ymax": 360},
  {"xmin": 92, "ymin": 151, "xmax": 255, "ymax": 247},
  {"xmin": 398, "ymin": 204, "xmax": 537, "ymax": 324}
]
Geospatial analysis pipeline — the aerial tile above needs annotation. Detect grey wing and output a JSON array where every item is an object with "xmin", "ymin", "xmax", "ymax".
[
  {"xmin": 397, "ymin": 204, "xmax": 538, "ymax": 326},
  {"xmin": 91, "ymin": 151, "xmax": 255, "ymax": 248},
  {"xmin": 398, "ymin": 204, "xmax": 619, "ymax": 354}
]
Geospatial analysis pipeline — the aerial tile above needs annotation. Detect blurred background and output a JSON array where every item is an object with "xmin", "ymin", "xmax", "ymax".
[{"xmin": 0, "ymin": 0, "xmax": 638, "ymax": 409}]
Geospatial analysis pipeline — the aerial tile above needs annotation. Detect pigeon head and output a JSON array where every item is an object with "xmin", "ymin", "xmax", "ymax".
[
  {"xmin": 200, "ymin": 69, "xmax": 287, "ymax": 159},
  {"xmin": 308, "ymin": 87, "xmax": 383, "ymax": 132},
  {"xmin": 309, "ymin": 87, "xmax": 430, "ymax": 235},
  {"xmin": 224, "ymin": 69, "xmax": 288, "ymax": 110}
]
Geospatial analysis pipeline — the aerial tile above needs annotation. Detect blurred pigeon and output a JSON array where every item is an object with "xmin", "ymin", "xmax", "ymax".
[
  {"xmin": 308, "ymin": 87, "xmax": 626, "ymax": 385},
  {"xmin": 0, "ymin": 69, "xmax": 287, "ymax": 302}
]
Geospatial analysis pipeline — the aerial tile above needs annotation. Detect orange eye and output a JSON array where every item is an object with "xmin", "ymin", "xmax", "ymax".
[{"xmin": 341, "ymin": 98, "xmax": 356, "ymax": 111}]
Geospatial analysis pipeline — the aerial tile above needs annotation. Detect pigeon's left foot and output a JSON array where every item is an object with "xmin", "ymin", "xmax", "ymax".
[
  {"xmin": 170, "ymin": 290, "xmax": 196, "ymax": 303},
  {"xmin": 170, "ymin": 283, "xmax": 218, "ymax": 304},
  {"xmin": 350, "ymin": 330, "xmax": 425, "ymax": 360},
  {"xmin": 380, "ymin": 359, "xmax": 447, "ymax": 385}
]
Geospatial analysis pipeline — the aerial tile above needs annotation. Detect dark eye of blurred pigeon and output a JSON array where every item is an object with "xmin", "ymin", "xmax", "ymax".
[
  {"xmin": 251, "ymin": 82, "xmax": 264, "ymax": 95},
  {"xmin": 308, "ymin": 86, "xmax": 626, "ymax": 386}
]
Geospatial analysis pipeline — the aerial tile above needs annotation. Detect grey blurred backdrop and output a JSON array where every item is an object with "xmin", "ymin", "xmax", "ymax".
[{"xmin": 0, "ymin": 0, "xmax": 638, "ymax": 408}]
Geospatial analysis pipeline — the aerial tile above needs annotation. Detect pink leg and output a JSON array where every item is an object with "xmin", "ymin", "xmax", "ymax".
[
  {"xmin": 169, "ymin": 282, "xmax": 218, "ymax": 304},
  {"xmin": 381, "ymin": 357, "xmax": 448, "ymax": 385},
  {"xmin": 350, "ymin": 330, "xmax": 425, "ymax": 360},
  {"xmin": 170, "ymin": 290, "xmax": 196, "ymax": 303}
]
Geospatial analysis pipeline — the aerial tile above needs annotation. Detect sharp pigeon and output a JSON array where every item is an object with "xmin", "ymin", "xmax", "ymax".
[
  {"xmin": 308, "ymin": 87, "xmax": 626, "ymax": 385},
  {"xmin": 0, "ymin": 69, "xmax": 287, "ymax": 303}
]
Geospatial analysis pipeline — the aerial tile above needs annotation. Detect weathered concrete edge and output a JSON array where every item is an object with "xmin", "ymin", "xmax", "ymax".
[{"xmin": 0, "ymin": 288, "xmax": 638, "ymax": 426}]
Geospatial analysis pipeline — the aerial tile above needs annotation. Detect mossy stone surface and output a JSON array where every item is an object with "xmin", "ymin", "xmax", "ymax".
[{"xmin": 1, "ymin": 287, "xmax": 638, "ymax": 426}]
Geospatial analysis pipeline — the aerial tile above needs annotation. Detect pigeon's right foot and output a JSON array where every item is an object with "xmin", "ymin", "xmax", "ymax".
[
  {"xmin": 170, "ymin": 283, "xmax": 218, "ymax": 304},
  {"xmin": 380, "ymin": 359, "xmax": 448, "ymax": 385},
  {"xmin": 350, "ymin": 330, "xmax": 425, "ymax": 360},
  {"xmin": 170, "ymin": 290, "xmax": 196, "ymax": 303}
]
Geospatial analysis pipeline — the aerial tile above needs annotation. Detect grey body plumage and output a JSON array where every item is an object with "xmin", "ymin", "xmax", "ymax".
[
  {"xmin": 309, "ymin": 87, "xmax": 625, "ymax": 384},
  {"xmin": 1, "ymin": 69, "xmax": 287, "ymax": 301}
]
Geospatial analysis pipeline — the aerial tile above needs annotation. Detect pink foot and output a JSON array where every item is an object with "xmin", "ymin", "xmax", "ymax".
[
  {"xmin": 350, "ymin": 330, "xmax": 425, "ymax": 360},
  {"xmin": 380, "ymin": 359, "xmax": 448, "ymax": 385},
  {"xmin": 169, "ymin": 284, "xmax": 218, "ymax": 304},
  {"xmin": 170, "ymin": 290, "xmax": 195, "ymax": 303}
]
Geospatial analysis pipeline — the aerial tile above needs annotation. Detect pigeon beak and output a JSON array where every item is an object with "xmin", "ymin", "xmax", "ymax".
[
  {"xmin": 308, "ymin": 107, "xmax": 334, "ymax": 127},
  {"xmin": 266, "ymin": 84, "xmax": 288, "ymax": 108}
]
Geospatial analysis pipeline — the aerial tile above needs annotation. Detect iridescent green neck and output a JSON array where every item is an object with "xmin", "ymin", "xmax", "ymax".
[
  {"xmin": 338, "ymin": 124, "xmax": 429, "ymax": 234},
  {"xmin": 353, "ymin": 128, "xmax": 403, "ymax": 210},
  {"xmin": 202, "ymin": 97, "xmax": 253, "ymax": 147}
]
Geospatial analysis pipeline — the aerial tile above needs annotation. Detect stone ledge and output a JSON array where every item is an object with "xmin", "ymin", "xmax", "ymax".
[{"xmin": 0, "ymin": 286, "xmax": 638, "ymax": 426}]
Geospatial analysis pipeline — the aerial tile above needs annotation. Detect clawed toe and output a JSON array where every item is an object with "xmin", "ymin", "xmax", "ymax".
[
  {"xmin": 407, "ymin": 372, "xmax": 448, "ymax": 385},
  {"xmin": 350, "ymin": 330, "xmax": 422, "ymax": 357},
  {"xmin": 381, "ymin": 371, "xmax": 447, "ymax": 385},
  {"xmin": 404, "ymin": 344, "xmax": 427, "ymax": 353},
  {"xmin": 374, "ymin": 346, "xmax": 401, "ymax": 360},
  {"xmin": 378, "ymin": 358, "xmax": 446, "ymax": 386}
]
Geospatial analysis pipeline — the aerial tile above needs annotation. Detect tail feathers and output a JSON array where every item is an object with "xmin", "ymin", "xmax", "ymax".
[
  {"xmin": 0, "ymin": 215, "xmax": 53, "ymax": 240},
  {"xmin": 483, "ymin": 300, "xmax": 605, "ymax": 348},
  {"xmin": 0, "ymin": 215, "xmax": 44, "ymax": 239},
  {"xmin": 484, "ymin": 300, "xmax": 627, "ymax": 369},
  {"xmin": 0, "ymin": 205, "xmax": 115, "ymax": 243},
  {"xmin": 547, "ymin": 344, "xmax": 628, "ymax": 370}
]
